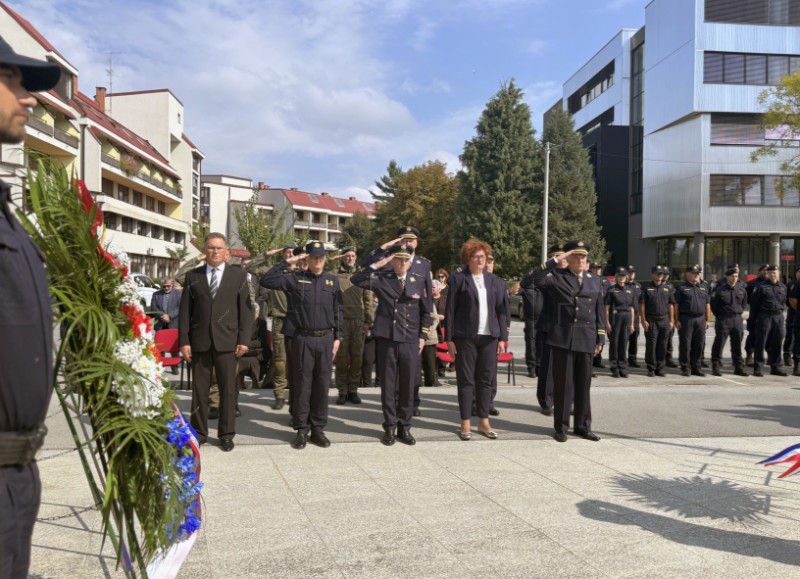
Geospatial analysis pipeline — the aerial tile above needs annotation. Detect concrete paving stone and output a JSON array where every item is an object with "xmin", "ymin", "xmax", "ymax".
[
  {"xmin": 414, "ymin": 505, "xmax": 538, "ymax": 545},
  {"xmin": 581, "ymin": 535, "xmax": 714, "ymax": 578},
  {"xmin": 687, "ymin": 537, "xmax": 800, "ymax": 576},
  {"xmin": 211, "ymin": 542, "xmax": 344, "ymax": 578}
]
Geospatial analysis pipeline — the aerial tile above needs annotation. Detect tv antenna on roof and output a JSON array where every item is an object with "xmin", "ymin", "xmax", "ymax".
[{"xmin": 105, "ymin": 52, "xmax": 119, "ymax": 115}]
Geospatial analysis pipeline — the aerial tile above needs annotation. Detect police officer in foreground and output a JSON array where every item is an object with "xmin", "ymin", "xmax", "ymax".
[
  {"xmin": 662, "ymin": 270, "xmax": 679, "ymax": 368},
  {"xmin": 523, "ymin": 243, "xmax": 565, "ymax": 416},
  {"xmin": 515, "ymin": 264, "xmax": 543, "ymax": 379},
  {"xmin": 330, "ymin": 246, "xmax": 373, "ymax": 405},
  {"xmin": 750, "ymin": 264, "xmax": 788, "ymax": 377},
  {"xmin": 0, "ymin": 34, "xmax": 61, "ymax": 578},
  {"xmin": 710, "ymin": 266, "xmax": 749, "ymax": 377},
  {"xmin": 351, "ymin": 243, "xmax": 432, "ymax": 445},
  {"xmin": 260, "ymin": 242, "xmax": 343, "ymax": 449},
  {"xmin": 744, "ymin": 264, "xmax": 768, "ymax": 365},
  {"xmin": 534, "ymin": 240, "xmax": 605, "ymax": 443},
  {"xmin": 675, "ymin": 264, "xmax": 711, "ymax": 377},
  {"xmin": 640, "ymin": 265, "xmax": 675, "ymax": 377},
  {"xmin": 626, "ymin": 265, "xmax": 643, "ymax": 368},
  {"xmin": 605, "ymin": 267, "xmax": 636, "ymax": 378}
]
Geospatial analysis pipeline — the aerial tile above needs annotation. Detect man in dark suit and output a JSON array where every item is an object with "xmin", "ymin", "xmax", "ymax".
[
  {"xmin": 150, "ymin": 277, "xmax": 181, "ymax": 330},
  {"xmin": 179, "ymin": 233, "xmax": 252, "ymax": 451},
  {"xmin": 534, "ymin": 240, "xmax": 606, "ymax": 442}
]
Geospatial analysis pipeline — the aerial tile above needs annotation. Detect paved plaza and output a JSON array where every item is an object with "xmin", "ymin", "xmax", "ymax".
[{"xmin": 29, "ymin": 321, "xmax": 800, "ymax": 578}]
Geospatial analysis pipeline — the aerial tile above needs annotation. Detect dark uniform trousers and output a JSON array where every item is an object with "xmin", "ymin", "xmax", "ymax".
[
  {"xmin": 711, "ymin": 315, "xmax": 744, "ymax": 366},
  {"xmin": 678, "ymin": 315, "xmax": 705, "ymax": 371},
  {"xmin": 0, "ymin": 463, "xmax": 41, "ymax": 579},
  {"xmin": 454, "ymin": 335, "xmax": 497, "ymax": 419},
  {"xmin": 290, "ymin": 333, "xmax": 334, "ymax": 434},
  {"xmin": 191, "ymin": 348, "xmax": 238, "ymax": 441},
  {"xmin": 536, "ymin": 328, "xmax": 554, "ymax": 410},
  {"xmin": 335, "ymin": 318, "xmax": 365, "ymax": 394},
  {"xmin": 524, "ymin": 317, "xmax": 537, "ymax": 372},
  {"xmin": 609, "ymin": 312, "xmax": 631, "ymax": 372},
  {"xmin": 645, "ymin": 316, "xmax": 670, "ymax": 372},
  {"xmin": 784, "ymin": 307, "xmax": 795, "ymax": 360},
  {"xmin": 754, "ymin": 314, "xmax": 785, "ymax": 373},
  {"xmin": 376, "ymin": 338, "xmax": 419, "ymax": 430},
  {"xmin": 794, "ymin": 309, "xmax": 800, "ymax": 361},
  {"xmin": 551, "ymin": 347, "xmax": 592, "ymax": 434},
  {"xmin": 666, "ymin": 326, "xmax": 676, "ymax": 363}
]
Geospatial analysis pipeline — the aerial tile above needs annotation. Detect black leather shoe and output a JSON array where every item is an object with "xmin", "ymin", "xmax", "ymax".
[
  {"xmin": 629, "ymin": 360, "xmax": 641, "ymax": 368},
  {"xmin": 309, "ymin": 431, "xmax": 331, "ymax": 448},
  {"xmin": 397, "ymin": 429, "xmax": 416, "ymax": 445},
  {"xmin": 619, "ymin": 371, "xmax": 628, "ymax": 378},
  {"xmin": 348, "ymin": 392, "xmax": 362, "ymax": 404},
  {"xmin": 381, "ymin": 431, "xmax": 396, "ymax": 446},
  {"xmin": 541, "ymin": 406, "xmax": 554, "ymax": 416},
  {"xmin": 527, "ymin": 369, "xmax": 536, "ymax": 378},
  {"xmin": 413, "ymin": 407, "xmax": 421, "ymax": 417},
  {"xmin": 336, "ymin": 393, "xmax": 347, "ymax": 405},
  {"xmin": 733, "ymin": 366, "xmax": 749, "ymax": 377},
  {"xmin": 553, "ymin": 432, "xmax": 567, "ymax": 443},
  {"xmin": 272, "ymin": 398, "xmax": 285, "ymax": 410},
  {"xmin": 701, "ymin": 360, "xmax": 709, "ymax": 368},
  {"xmin": 647, "ymin": 370, "xmax": 655, "ymax": 377},
  {"xmin": 691, "ymin": 369, "xmax": 705, "ymax": 377},
  {"xmin": 208, "ymin": 407, "xmax": 219, "ymax": 420},
  {"xmin": 681, "ymin": 369, "xmax": 690, "ymax": 377},
  {"xmin": 291, "ymin": 432, "xmax": 307, "ymax": 450},
  {"xmin": 666, "ymin": 360, "xmax": 678, "ymax": 368},
  {"xmin": 771, "ymin": 368, "xmax": 788, "ymax": 377},
  {"xmin": 593, "ymin": 359, "xmax": 606, "ymax": 368},
  {"xmin": 655, "ymin": 370, "xmax": 667, "ymax": 377},
  {"xmin": 575, "ymin": 430, "xmax": 600, "ymax": 442},
  {"xmin": 220, "ymin": 438, "xmax": 234, "ymax": 452},
  {"xmin": 753, "ymin": 370, "xmax": 764, "ymax": 377},
  {"xmin": 437, "ymin": 369, "xmax": 446, "ymax": 378},
  {"xmin": 612, "ymin": 370, "xmax": 620, "ymax": 378},
  {"xmin": 235, "ymin": 407, "xmax": 242, "ymax": 418},
  {"xmin": 591, "ymin": 372, "xmax": 598, "ymax": 378},
  {"xmin": 489, "ymin": 407, "xmax": 500, "ymax": 416}
]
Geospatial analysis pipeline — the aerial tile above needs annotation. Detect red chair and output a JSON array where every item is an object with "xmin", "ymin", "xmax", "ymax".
[
  {"xmin": 154, "ymin": 329, "xmax": 191, "ymax": 390},
  {"xmin": 498, "ymin": 343, "xmax": 515, "ymax": 385}
]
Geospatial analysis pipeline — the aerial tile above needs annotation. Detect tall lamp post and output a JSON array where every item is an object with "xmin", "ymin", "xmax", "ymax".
[{"xmin": 541, "ymin": 142, "xmax": 552, "ymax": 264}]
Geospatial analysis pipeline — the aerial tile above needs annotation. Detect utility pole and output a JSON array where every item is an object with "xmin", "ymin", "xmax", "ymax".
[
  {"xmin": 541, "ymin": 141, "xmax": 551, "ymax": 264},
  {"xmin": 105, "ymin": 52, "xmax": 118, "ymax": 115}
]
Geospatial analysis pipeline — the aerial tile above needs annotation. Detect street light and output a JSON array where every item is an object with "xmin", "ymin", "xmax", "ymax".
[{"xmin": 541, "ymin": 141, "xmax": 563, "ymax": 263}]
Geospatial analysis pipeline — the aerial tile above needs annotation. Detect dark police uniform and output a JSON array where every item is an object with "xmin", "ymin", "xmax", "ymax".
[
  {"xmin": 663, "ymin": 275, "xmax": 678, "ymax": 367},
  {"xmin": 789, "ymin": 278, "xmax": 800, "ymax": 375},
  {"xmin": 784, "ymin": 272, "xmax": 799, "ymax": 366},
  {"xmin": 625, "ymin": 267, "xmax": 643, "ymax": 367},
  {"xmin": 333, "ymin": 256, "xmax": 373, "ymax": 402},
  {"xmin": 710, "ymin": 271, "xmax": 748, "ymax": 375},
  {"xmin": 592, "ymin": 265, "xmax": 611, "ymax": 369},
  {"xmin": 533, "ymin": 241, "xmax": 605, "ymax": 440},
  {"xmin": 520, "ymin": 272, "xmax": 543, "ymax": 376},
  {"xmin": 260, "ymin": 243, "xmax": 343, "ymax": 440},
  {"xmin": 640, "ymin": 266, "xmax": 675, "ymax": 376},
  {"xmin": 674, "ymin": 266, "xmax": 710, "ymax": 375},
  {"xmin": 0, "ymin": 180, "xmax": 53, "ymax": 578},
  {"xmin": 604, "ymin": 271, "xmax": 635, "ymax": 376},
  {"xmin": 351, "ymin": 245, "xmax": 432, "ymax": 438},
  {"xmin": 744, "ymin": 269, "xmax": 767, "ymax": 362},
  {"xmin": 750, "ymin": 268, "xmax": 787, "ymax": 376}
]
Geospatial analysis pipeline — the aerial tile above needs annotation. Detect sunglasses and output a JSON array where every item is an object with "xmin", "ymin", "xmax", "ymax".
[{"xmin": 437, "ymin": 275, "xmax": 446, "ymax": 279}]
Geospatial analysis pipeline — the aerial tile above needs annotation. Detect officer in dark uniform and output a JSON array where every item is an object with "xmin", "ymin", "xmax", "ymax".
[
  {"xmin": 351, "ymin": 244, "xmax": 432, "ymax": 445},
  {"xmin": 783, "ymin": 266, "xmax": 800, "ymax": 367},
  {"xmin": 640, "ymin": 265, "xmax": 676, "ymax": 377},
  {"xmin": 605, "ymin": 267, "xmax": 636, "ymax": 378},
  {"xmin": 750, "ymin": 264, "xmax": 788, "ymax": 377},
  {"xmin": 744, "ymin": 264, "xmax": 768, "ymax": 365},
  {"xmin": 368, "ymin": 227, "xmax": 434, "ymax": 416},
  {"xmin": 260, "ymin": 241, "xmax": 343, "ymax": 449},
  {"xmin": 591, "ymin": 262, "xmax": 610, "ymax": 369},
  {"xmin": 523, "ymin": 243, "xmax": 565, "ymax": 415},
  {"xmin": 789, "ymin": 267, "xmax": 800, "ymax": 376},
  {"xmin": 626, "ymin": 265, "xmax": 643, "ymax": 368},
  {"xmin": 710, "ymin": 266, "xmax": 749, "ymax": 377},
  {"xmin": 534, "ymin": 241, "xmax": 605, "ymax": 442},
  {"xmin": 518, "ymin": 268, "xmax": 543, "ymax": 378},
  {"xmin": 675, "ymin": 264, "xmax": 711, "ymax": 377},
  {"xmin": 0, "ymin": 36, "xmax": 61, "ymax": 578},
  {"xmin": 662, "ymin": 271, "xmax": 679, "ymax": 367}
]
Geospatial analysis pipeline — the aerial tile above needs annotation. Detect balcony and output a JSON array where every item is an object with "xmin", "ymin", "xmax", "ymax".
[
  {"xmin": 53, "ymin": 127, "xmax": 79, "ymax": 149},
  {"xmin": 26, "ymin": 116, "xmax": 53, "ymax": 136},
  {"xmin": 100, "ymin": 154, "xmax": 182, "ymax": 199}
]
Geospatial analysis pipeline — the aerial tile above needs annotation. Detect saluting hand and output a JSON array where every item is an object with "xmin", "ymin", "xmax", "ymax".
[
  {"xmin": 265, "ymin": 248, "xmax": 284, "ymax": 257},
  {"xmin": 380, "ymin": 237, "xmax": 404, "ymax": 250}
]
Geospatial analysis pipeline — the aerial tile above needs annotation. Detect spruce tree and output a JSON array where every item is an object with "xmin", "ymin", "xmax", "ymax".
[
  {"xmin": 453, "ymin": 80, "xmax": 542, "ymax": 277},
  {"xmin": 540, "ymin": 108, "xmax": 607, "ymax": 263}
]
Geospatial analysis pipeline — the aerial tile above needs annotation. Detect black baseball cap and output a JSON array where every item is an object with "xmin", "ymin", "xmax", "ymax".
[{"xmin": 0, "ymin": 35, "xmax": 61, "ymax": 92}]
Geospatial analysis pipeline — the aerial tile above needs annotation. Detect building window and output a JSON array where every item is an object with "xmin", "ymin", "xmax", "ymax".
[
  {"xmin": 104, "ymin": 212, "xmax": 118, "ymax": 230},
  {"xmin": 705, "ymin": 52, "xmax": 800, "ymax": 85},
  {"xmin": 710, "ymin": 174, "xmax": 800, "ymax": 206},
  {"xmin": 705, "ymin": 0, "xmax": 800, "ymax": 26},
  {"xmin": 711, "ymin": 113, "xmax": 800, "ymax": 146},
  {"xmin": 121, "ymin": 217, "xmax": 133, "ymax": 233},
  {"xmin": 158, "ymin": 201, "xmax": 166, "ymax": 215},
  {"xmin": 629, "ymin": 41, "xmax": 644, "ymax": 216},
  {"xmin": 102, "ymin": 178, "xmax": 114, "ymax": 196},
  {"xmin": 117, "ymin": 184, "xmax": 129, "ymax": 203},
  {"xmin": 295, "ymin": 211, "xmax": 304, "ymax": 222},
  {"xmin": 152, "ymin": 226, "xmax": 162, "ymax": 240},
  {"xmin": 568, "ymin": 61, "xmax": 615, "ymax": 114},
  {"xmin": 146, "ymin": 196, "xmax": 155, "ymax": 211},
  {"xmin": 133, "ymin": 190, "xmax": 143, "ymax": 207}
]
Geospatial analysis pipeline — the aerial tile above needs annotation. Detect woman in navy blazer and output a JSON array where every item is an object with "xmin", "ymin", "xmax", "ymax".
[{"xmin": 446, "ymin": 239, "xmax": 509, "ymax": 440}]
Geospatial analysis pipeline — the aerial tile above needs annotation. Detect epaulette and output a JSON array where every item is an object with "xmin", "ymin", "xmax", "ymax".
[
  {"xmin": 418, "ymin": 255, "xmax": 430, "ymax": 263},
  {"xmin": 455, "ymin": 266, "xmax": 463, "ymax": 273}
]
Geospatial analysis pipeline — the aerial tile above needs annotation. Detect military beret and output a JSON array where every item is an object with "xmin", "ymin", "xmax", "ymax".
[
  {"xmin": 724, "ymin": 267, "xmax": 739, "ymax": 276},
  {"xmin": 765, "ymin": 264, "xmax": 779, "ymax": 272},
  {"xmin": 563, "ymin": 240, "xmax": 590, "ymax": 255},
  {"xmin": 686, "ymin": 264, "xmax": 702, "ymax": 273},
  {"xmin": 339, "ymin": 246, "xmax": 355, "ymax": 254},
  {"xmin": 397, "ymin": 226, "xmax": 420, "ymax": 239},
  {"xmin": 282, "ymin": 242, "xmax": 298, "ymax": 249},
  {"xmin": 487, "ymin": 254, "xmax": 495, "ymax": 262},
  {"xmin": 388, "ymin": 243, "xmax": 413, "ymax": 259},
  {"xmin": 548, "ymin": 243, "xmax": 565, "ymax": 256},
  {"xmin": 615, "ymin": 266, "xmax": 628, "ymax": 276},
  {"xmin": 305, "ymin": 241, "xmax": 326, "ymax": 256}
]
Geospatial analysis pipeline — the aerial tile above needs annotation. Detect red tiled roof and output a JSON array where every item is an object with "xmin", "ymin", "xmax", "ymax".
[
  {"xmin": 72, "ymin": 91, "xmax": 180, "ymax": 179},
  {"xmin": 280, "ymin": 189, "xmax": 375, "ymax": 215},
  {"xmin": 0, "ymin": 2, "xmax": 75, "ymax": 69},
  {"xmin": 36, "ymin": 90, "xmax": 76, "ymax": 119},
  {"xmin": 182, "ymin": 133, "xmax": 197, "ymax": 148}
]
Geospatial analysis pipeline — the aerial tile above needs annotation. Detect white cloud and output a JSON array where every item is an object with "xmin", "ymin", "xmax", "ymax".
[
  {"xmin": 411, "ymin": 17, "xmax": 437, "ymax": 52},
  {"xmin": 524, "ymin": 39, "xmax": 549, "ymax": 55},
  {"xmin": 522, "ymin": 80, "xmax": 563, "ymax": 133}
]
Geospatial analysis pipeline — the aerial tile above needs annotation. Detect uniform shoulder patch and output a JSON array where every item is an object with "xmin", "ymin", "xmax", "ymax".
[{"xmin": 455, "ymin": 266, "xmax": 463, "ymax": 273}]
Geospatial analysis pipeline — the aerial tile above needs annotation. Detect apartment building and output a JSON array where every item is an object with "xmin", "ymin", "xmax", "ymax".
[{"xmin": 549, "ymin": 0, "xmax": 800, "ymax": 279}]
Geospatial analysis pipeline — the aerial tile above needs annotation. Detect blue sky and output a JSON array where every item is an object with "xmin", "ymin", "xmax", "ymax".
[{"xmin": 11, "ymin": 0, "xmax": 648, "ymax": 199}]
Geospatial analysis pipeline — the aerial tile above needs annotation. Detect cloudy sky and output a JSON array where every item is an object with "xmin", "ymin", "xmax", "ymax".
[{"xmin": 10, "ymin": 0, "xmax": 647, "ymax": 199}]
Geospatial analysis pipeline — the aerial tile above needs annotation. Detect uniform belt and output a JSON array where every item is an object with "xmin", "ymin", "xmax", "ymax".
[
  {"xmin": 0, "ymin": 425, "xmax": 47, "ymax": 467},
  {"xmin": 646, "ymin": 314, "xmax": 668, "ymax": 320},
  {"xmin": 297, "ymin": 329, "xmax": 332, "ymax": 337},
  {"xmin": 613, "ymin": 309, "xmax": 631, "ymax": 313}
]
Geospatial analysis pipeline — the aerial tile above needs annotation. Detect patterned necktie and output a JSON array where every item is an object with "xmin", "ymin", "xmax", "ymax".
[
  {"xmin": 210, "ymin": 268, "xmax": 219, "ymax": 299},
  {"xmin": 399, "ymin": 277, "xmax": 405, "ymax": 291}
]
